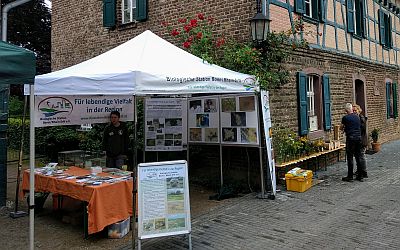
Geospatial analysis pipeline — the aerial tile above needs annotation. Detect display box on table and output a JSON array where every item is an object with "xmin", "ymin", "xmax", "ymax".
[
  {"xmin": 108, "ymin": 217, "xmax": 130, "ymax": 239},
  {"xmin": 285, "ymin": 169, "xmax": 313, "ymax": 192}
]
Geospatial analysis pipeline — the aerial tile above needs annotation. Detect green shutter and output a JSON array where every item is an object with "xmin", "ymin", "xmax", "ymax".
[
  {"xmin": 347, "ymin": 0, "xmax": 355, "ymax": 33},
  {"xmin": 312, "ymin": 0, "xmax": 319, "ymax": 19},
  {"xmin": 136, "ymin": 0, "xmax": 148, "ymax": 21},
  {"xmin": 393, "ymin": 82, "xmax": 398, "ymax": 118},
  {"xmin": 295, "ymin": 0, "xmax": 305, "ymax": 14},
  {"xmin": 103, "ymin": 0, "xmax": 116, "ymax": 28},
  {"xmin": 361, "ymin": 0, "xmax": 367, "ymax": 37},
  {"xmin": 297, "ymin": 72, "xmax": 308, "ymax": 136},
  {"xmin": 389, "ymin": 16, "xmax": 393, "ymax": 48},
  {"xmin": 320, "ymin": 0, "xmax": 327, "ymax": 22},
  {"xmin": 386, "ymin": 82, "xmax": 391, "ymax": 118},
  {"xmin": 379, "ymin": 10, "xmax": 386, "ymax": 45},
  {"xmin": 322, "ymin": 74, "xmax": 332, "ymax": 130}
]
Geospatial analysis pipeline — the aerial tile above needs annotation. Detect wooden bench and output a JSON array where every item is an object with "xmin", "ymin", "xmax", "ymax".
[{"xmin": 275, "ymin": 145, "xmax": 346, "ymax": 183}]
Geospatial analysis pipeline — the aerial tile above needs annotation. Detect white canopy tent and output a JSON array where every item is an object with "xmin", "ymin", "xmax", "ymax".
[{"xmin": 28, "ymin": 30, "xmax": 274, "ymax": 248}]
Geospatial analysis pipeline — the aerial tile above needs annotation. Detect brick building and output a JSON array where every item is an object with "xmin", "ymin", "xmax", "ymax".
[{"xmin": 50, "ymin": 0, "xmax": 400, "ymax": 188}]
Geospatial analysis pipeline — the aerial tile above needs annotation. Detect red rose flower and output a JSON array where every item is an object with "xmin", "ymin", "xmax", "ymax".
[
  {"xmin": 184, "ymin": 24, "xmax": 192, "ymax": 33},
  {"xmin": 196, "ymin": 32, "xmax": 203, "ymax": 39},
  {"xmin": 183, "ymin": 41, "xmax": 191, "ymax": 48},
  {"xmin": 171, "ymin": 29, "xmax": 180, "ymax": 36},
  {"xmin": 190, "ymin": 19, "xmax": 198, "ymax": 27},
  {"xmin": 216, "ymin": 38, "xmax": 225, "ymax": 47},
  {"xmin": 197, "ymin": 13, "xmax": 205, "ymax": 20},
  {"xmin": 187, "ymin": 36, "xmax": 194, "ymax": 42},
  {"xmin": 178, "ymin": 18, "xmax": 187, "ymax": 23}
]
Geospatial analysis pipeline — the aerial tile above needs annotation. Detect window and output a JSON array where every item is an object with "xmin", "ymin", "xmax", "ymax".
[
  {"xmin": 347, "ymin": 0, "xmax": 366, "ymax": 37},
  {"xmin": 386, "ymin": 81, "xmax": 398, "ymax": 119},
  {"xmin": 297, "ymin": 72, "xmax": 331, "ymax": 135},
  {"xmin": 122, "ymin": 0, "xmax": 136, "ymax": 24},
  {"xmin": 378, "ymin": 10, "xmax": 392, "ymax": 48},
  {"xmin": 295, "ymin": 0, "xmax": 326, "ymax": 22}
]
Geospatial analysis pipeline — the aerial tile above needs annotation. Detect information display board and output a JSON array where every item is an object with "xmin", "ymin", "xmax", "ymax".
[
  {"xmin": 145, "ymin": 98, "xmax": 186, "ymax": 151},
  {"xmin": 138, "ymin": 160, "xmax": 191, "ymax": 240},
  {"xmin": 188, "ymin": 97, "xmax": 219, "ymax": 143},
  {"xmin": 219, "ymin": 95, "xmax": 259, "ymax": 145}
]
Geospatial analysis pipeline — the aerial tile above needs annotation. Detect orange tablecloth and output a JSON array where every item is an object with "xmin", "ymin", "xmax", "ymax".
[{"xmin": 21, "ymin": 167, "xmax": 133, "ymax": 234}]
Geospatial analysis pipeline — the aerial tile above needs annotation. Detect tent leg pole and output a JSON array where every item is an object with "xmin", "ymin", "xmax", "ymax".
[{"xmin": 29, "ymin": 85, "xmax": 35, "ymax": 250}]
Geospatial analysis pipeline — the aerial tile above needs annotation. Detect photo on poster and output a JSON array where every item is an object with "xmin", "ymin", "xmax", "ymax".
[
  {"xmin": 222, "ymin": 128, "xmax": 237, "ymax": 142},
  {"xmin": 165, "ymin": 118, "xmax": 182, "ymax": 127},
  {"xmin": 196, "ymin": 114, "xmax": 209, "ymax": 127},
  {"xmin": 167, "ymin": 188, "xmax": 184, "ymax": 201},
  {"xmin": 143, "ymin": 219, "xmax": 155, "ymax": 232},
  {"xmin": 204, "ymin": 99, "xmax": 217, "ymax": 113},
  {"xmin": 167, "ymin": 216, "xmax": 186, "ymax": 229},
  {"xmin": 165, "ymin": 134, "xmax": 174, "ymax": 140},
  {"xmin": 156, "ymin": 134, "xmax": 164, "ymax": 140},
  {"xmin": 146, "ymin": 120, "xmax": 153, "ymax": 126},
  {"xmin": 231, "ymin": 112, "xmax": 246, "ymax": 126},
  {"xmin": 155, "ymin": 218, "xmax": 166, "ymax": 230},
  {"xmin": 156, "ymin": 129, "xmax": 163, "ymax": 133},
  {"xmin": 156, "ymin": 139, "xmax": 164, "ymax": 146},
  {"xmin": 174, "ymin": 140, "xmax": 182, "ymax": 146},
  {"xmin": 146, "ymin": 139, "xmax": 155, "ymax": 146},
  {"xmin": 190, "ymin": 128, "xmax": 202, "ymax": 141},
  {"xmin": 165, "ymin": 140, "xmax": 173, "ymax": 146},
  {"xmin": 189, "ymin": 100, "xmax": 202, "ymax": 113},
  {"xmin": 205, "ymin": 128, "xmax": 218, "ymax": 142},
  {"xmin": 221, "ymin": 97, "xmax": 236, "ymax": 112},
  {"xmin": 240, "ymin": 128, "xmax": 258, "ymax": 143},
  {"xmin": 174, "ymin": 134, "xmax": 182, "ymax": 139},
  {"xmin": 159, "ymin": 123, "xmax": 164, "ymax": 128},
  {"xmin": 148, "ymin": 126, "xmax": 154, "ymax": 131},
  {"xmin": 239, "ymin": 96, "xmax": 255, "ymax": 111},
  {"xmin": 153, "ymin": 119, "xmax": 160, "ymax": 128},
  {"xmin": 167, "ymin": 177, "xmax": 184, "ymax": 188},
  {"xmin": 168, "ymin": 201, "xmax": 185, "ymax": 214}
]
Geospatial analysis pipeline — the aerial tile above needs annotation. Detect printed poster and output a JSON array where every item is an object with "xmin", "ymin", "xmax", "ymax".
[
  {"xmin": 138, "ymin": 160, "xmax": 191, "ymax": 240},
  {"xmin": 145, "ymin": 98, "xmax": 185, "ymax": 151},
  {"xmin": 188, "ymin": 97, "xmax": 219, "ymax": 143},
  {"xmin": 34, "ymin": 95, "xmax": 134, "ymax": 127}
]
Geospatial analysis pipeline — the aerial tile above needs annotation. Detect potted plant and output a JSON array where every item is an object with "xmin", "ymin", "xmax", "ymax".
[{"xmin": 371, "ymin": 128, "xmax": 381, "ymax": 152}]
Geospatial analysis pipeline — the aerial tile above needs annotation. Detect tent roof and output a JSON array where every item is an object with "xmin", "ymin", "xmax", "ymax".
[
  {"xmin": 0, "ymin": 41, "xmax": 36, "ymax": 85},
  {"xmin": 34, "ymin": 30, "xmax": 257, "ymax": 95}
]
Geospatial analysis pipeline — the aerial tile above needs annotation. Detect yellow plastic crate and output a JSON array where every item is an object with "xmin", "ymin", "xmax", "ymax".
[{"xmin": 285, "ymin": 170, "xmax": 313, "ymax": 192}]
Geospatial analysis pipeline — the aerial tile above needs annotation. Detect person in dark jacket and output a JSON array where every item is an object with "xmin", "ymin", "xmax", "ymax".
[
  {"xmin": 341, "ymin": 103, "xmax": 363, "ymax": 182},
  {"xmin": 103, "ymin": 111, "xmax": 129, "ymax": 168},
  {"xmin": 353, "ymin": 104, "xmax": 368, "ymax": 178}
]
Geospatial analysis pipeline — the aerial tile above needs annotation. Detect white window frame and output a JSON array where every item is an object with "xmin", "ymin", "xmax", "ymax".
[
  {"xmin": 305, "ymin": 0, "xmax": 312, "ymax": 18},
  {"xmin": 307, "ymin": 76, "xmax": 315, "ymax": 117},
  {"xmin": 122, "ymin": 0, "xmax": 136, "ymax": 24},
  {"xmin": 353, "ymin": 0, "xmax": 358, "ymax": 35}
]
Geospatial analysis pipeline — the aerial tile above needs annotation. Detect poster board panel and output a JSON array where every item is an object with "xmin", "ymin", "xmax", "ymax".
[
  {"xmin": 138, "ymin": 160, "xmax": 191, "ymax": 240},
  {"xmin": 145, "ymin": 98, "xmax": 187, "ymax": 151},
  {"xmin": 34, "ymin": 95, "xmax": 134, "ymax": 127},
  {"xmin": 220, "ymin": 94, "xmax": 259, "ymax": 145},
  {"xmin": 188, "ymin": 97, "xmax": 219, "ymax": 143}
]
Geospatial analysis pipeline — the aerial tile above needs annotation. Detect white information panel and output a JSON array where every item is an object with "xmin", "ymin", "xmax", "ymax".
[
  {"xmin": 138, "ymin": 160, "xmax": 191, "ymax": 240},
  {"xmin": 145, "ymin": 98, "xmax": 187, "ymax": 151},
  {"xmin": 188, "ymin": 97, "xmax": 220, "ymax": 143},
  {"xmin": 219, "ymin": 94, "xmax": 260, "ymax": 145}
]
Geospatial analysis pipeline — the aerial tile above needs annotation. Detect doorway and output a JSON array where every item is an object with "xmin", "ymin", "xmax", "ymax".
[{"xmin": 355, "ymin": 79, "xmax": 366, "ymax": 115}]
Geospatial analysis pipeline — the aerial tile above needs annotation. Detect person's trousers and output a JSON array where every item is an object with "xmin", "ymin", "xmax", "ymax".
[
  {"xmin": 106, "ymin": 155, "xmax": 126, "ymax": 169},
  {"xmin": 346, "ymin": 140, "xmax": 363, "ymax": 178},
  {"xmin": 359, "ymin": 147, "xmax": 367, "ymax": 176}
]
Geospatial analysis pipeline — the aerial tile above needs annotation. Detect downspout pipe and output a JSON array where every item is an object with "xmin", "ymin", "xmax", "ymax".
[{"xmin": 2, "ymin": 0, "xmax": 32, "ymax": 41}]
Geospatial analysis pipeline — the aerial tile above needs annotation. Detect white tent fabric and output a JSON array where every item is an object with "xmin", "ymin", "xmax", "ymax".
[{"xmin": 34, "ymin": 30, "xmax": 257, "ymax": 95}]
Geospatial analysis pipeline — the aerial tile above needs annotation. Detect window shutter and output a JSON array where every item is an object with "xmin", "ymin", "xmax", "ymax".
[
  {"xmin": 379, "ymin": 10, "xmax": 386, "ymax": 45},
  {"xmin": 347, "ymin": 0, "xmax": 355, "ymax": 33},
  {"xmin": 320, "ymin": 0, "xmax": 327, "ymax": 22},
  {"xmin": 361, "ymin": 0, "xmax": 367, "ymax": 37},
  {"xmin": 393, "ymin": 82, "xmax": 398, "ymax": 118},
  {"xmin": 136, "ymin": 0, "xmax": 148, "ymax": 21},
  {"xmin": 389, "ymin": 16, "xmax": 393, "ymax": 48},
  {"xmin": 103, "ymin": 0, "xmax": 116, "ymax": 28},
  {"xmin": 386, "ymin": 82, "xmax": 391, "ymax": 119},
  {"xmin": 297, "ymin": 72, "xmax": 308, "ymax": 135},
  {"xmin": 322, "ymin": 74, "xmax": 332, "ymax": 130},
  {"xmin": 312, "ymin": 0, "xmax": 319, "ymax": 19},
  {"xmin": 295, "ymin": 0, "xmax": 305, "ymax": 14}
]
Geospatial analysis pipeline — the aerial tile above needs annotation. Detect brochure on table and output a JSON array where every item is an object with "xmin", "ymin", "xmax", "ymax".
[
  {"xmin": 220, "ymin": 95, "xmax": 259, "ymax": 145},
  {"xmin": 138, "ymin": 160, "xmax": 191, "ymax": 240},
  {"xmin": 188, "ymin": 97, "xmax": 220, "ymax": 143},
  {"xmin": 145, "ymin": 98, "xmax": 187, "ymax": 151}
]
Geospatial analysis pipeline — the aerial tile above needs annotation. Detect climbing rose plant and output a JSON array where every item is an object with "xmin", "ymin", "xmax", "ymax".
[{"xmin": 162, "ymin": 13, "xmax": 312, "ymax": 90}]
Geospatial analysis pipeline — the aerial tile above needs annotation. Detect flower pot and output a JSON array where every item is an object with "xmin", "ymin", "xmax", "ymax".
[{"xmin": 371, "ymin": 142, "xmax": 381, "ymax": 152}]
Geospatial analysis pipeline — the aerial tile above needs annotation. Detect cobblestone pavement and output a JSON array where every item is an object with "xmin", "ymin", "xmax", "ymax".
[{"xmin": 122, "ymin": 140, "xmax": 400, "ymax": 250}]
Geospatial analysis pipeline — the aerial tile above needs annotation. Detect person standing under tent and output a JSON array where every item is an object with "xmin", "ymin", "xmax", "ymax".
[
  {"xmin": 340, "ymin": 103, "xmax": 363, "ymax": 182},
  {"xmin": 103, "ymin": 111, "xmax": 129, "ymax": 169}
]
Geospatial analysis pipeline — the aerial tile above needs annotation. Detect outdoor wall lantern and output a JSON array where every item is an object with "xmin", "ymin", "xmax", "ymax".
[{"xmin": 250, "ymin": 0, "xmax": 270, "ymax": 44}]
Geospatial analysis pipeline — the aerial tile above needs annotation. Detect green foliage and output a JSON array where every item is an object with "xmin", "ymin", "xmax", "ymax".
[
  {"xmin": 371, "ymin": 128, "xmax": 380, "ymax": 142},
  {"xmin": 8, "ymin": 96, "xmax": 25, "ymax": 116}
]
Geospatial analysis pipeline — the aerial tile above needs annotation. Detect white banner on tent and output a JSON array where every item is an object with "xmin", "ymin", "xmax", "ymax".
[
  {"xmin": 261, "ymin": 90, "xmax": 276, "ymax": 195},
  {"xmin": 34, "ymin": 95, "xmax": 134, "ymax": 127}
]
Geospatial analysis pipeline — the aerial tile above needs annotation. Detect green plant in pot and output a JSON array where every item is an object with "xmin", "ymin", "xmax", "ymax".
[{"xmin": 371, "ymin": 128, "xmax": 381, "ymax": 152}]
